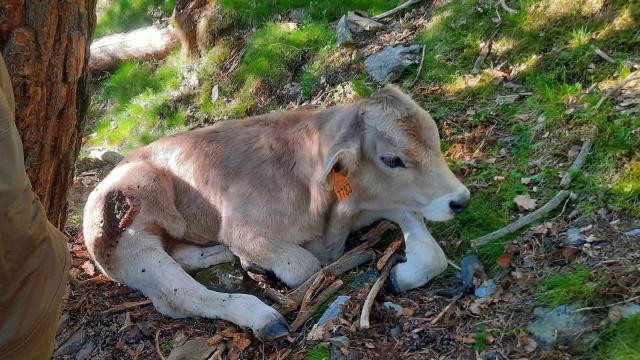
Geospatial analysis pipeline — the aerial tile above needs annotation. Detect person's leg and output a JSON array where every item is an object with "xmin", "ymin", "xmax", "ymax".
[{"xmin": 0, "ymin": 53, "xmax": 71, "ymax": 360}]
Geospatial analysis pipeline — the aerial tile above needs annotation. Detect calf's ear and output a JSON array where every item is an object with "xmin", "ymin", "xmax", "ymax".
[{"xmin": 319, "ymin": 107, "xmax": 363, "ymax": 184}]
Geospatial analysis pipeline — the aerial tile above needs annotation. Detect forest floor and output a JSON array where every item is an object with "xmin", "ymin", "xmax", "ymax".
[{"xmin": 55, "ymin": 0, "xmax": 639, "ymax": 359}]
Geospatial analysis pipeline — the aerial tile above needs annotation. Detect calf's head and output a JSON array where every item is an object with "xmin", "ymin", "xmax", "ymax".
[{"xmin": 321, "ymin": 85, "xmax": 470, "ymax": 221}]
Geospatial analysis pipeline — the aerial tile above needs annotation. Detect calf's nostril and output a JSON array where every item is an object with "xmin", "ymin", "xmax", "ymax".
[{"xmin": 449, "ymin": 199, "xmax": 467, "ymax": 214}]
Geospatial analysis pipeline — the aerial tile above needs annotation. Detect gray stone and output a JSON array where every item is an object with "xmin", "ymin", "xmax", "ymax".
[
  {"xmin": 195, "ymin": 263, "xmax": 245, "ymax": 292},
  {"xmin": 527, "ymin": 305, "xmax": 594, "ymax": 349},
  {"xmin": 348, "ymin": 269, "xmax": 379, "ymax": 289},
  {"xmin": 288, "ymin": 8, "xmax": 306, "ymax": 22},
  {"xmin": 346, "ymin": 11, "xmax": 385, "ymax": 34},
  {"xmin": 390, "ymin": 325, "xmax": 402, "ymax": 336},
  {"xmin": 318, "ymin": 295, "xmax": 351, "ymax": 326},
  {"xmin": 336, "ymin": 15, "xmax": 353, "ymax": 46},
  {"xmin": 611, "ymin": 303, "xmax": 640, "ymax": 318},
  {"xmin": 330, "ymin": 335, "xmax": 350, "ymax": 348},
  {"xmin": 53, "ymin": 330, "xmax": 88, "ymax": 357},
  {"xmin": 624, "ymin": 228, "xmax": 640, "ymax": 237},
  {"xmin": 331, "ymin": 345, "xmax": 346, "ymax": 360},
  {"xmin": 75, "ymin": 340, "xmax": 96, "ymax": 360},
  {"xmin": 364, "ymin": 45, "xmax": 423, "ymax": 84},
  {"xmin": 167, "ymin": 338, "xmax": 215, "ymax": 360},
  {"xmin": 56, "ymin": 313, "xmax": 69, "ymax": 336},
  {"xmin": 383, "ymin": 301, "xmax": 403, "ymax": 315},
  {"xmin": 89, "ymin": 149, "xmax": 124, "ymax": 165},
  {"xmin": 566, "ymin": 227, "xmax": 585, "ymax": 246}
]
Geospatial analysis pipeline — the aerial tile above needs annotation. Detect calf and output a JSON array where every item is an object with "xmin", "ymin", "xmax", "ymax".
[{"xmin": 82, "ymin": 85, "xmax": 469, "ymax": 339}]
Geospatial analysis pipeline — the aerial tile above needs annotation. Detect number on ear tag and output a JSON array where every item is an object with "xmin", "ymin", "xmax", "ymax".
[{"xmin": 332, "ymin": 170, "xmax": 353, "ymax": 201}]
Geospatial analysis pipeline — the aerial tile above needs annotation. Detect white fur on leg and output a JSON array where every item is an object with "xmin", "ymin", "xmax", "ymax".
[
  {"xmin": 170, "ymin": 243, "xmax": 236, "ymax": 271},
  {"xmin": 386, "ymin": 211, "xmax": 447, "ymax": 293}
]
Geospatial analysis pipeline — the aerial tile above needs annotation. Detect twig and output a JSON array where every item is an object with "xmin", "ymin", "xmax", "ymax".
[
  {"xmin": 560, "ymin": 139, "xmax": 593, "ymax": 187},
  {"xmin": 447, "ymin": 258, "xmax": 461, "ymax": 271},
  {"xmin": 472, "ymin": 31, "xmax": 498, "ymax": 74},
  {"xmin": 360, "ymin": 254, "xmax": 399, "ymax": 329},
  {"xmin": 595, "ymin": 71, "xmax": 640, "ymax": 110},
  {"xmin": 372, "ymin": 0, "xmax": 423, "ymax": 20},
  {"xmin": 497, "ymin": 0, "xmax": 517, "ymax": 14},
  {"xmin": 409, "ymin": 45, "xmax": 426, "ymax": 88},
  {"xmin": 376, "ymin": 236, "xmax": 403, "ymax": 270},
  {"xmin": 290, "ymin": 280, "xmax": 343, "ymax": 332},
  {"xmin": 155, "ymin": 329, "xmax": 166, "ymax": 360},
  {"xmin": 595, "ymin": 48, "xmax": 615, "ymax": 64},
  {"xmin": 430, "ymin": 294, "xmax": 462, "ymax": 325},
  {"xmin": 472, "ymin": 139, "xmax": 593, "ymax": 247},
  {"xmin": 102, "ymin": 299, "xmax": 153, "ymax": 314},
  {"xmin": 572, "ymin": 295, "xmax": 640, "ymax": 313}
]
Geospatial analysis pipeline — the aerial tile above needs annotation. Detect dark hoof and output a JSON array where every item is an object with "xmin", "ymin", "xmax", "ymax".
[
  {"xmin": 386, "ymin": 270, "xmax": 403, "ymax": 295},
  {"xmin": 259, "ymin": 318, "xmax": 290, "ymax": 341}
]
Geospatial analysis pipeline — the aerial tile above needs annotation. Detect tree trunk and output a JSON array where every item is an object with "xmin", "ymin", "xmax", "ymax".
[
  {"xmin": 90, "ymin": 26, "xmax": 178, "ymax": 72},
  {"xmin": 0, "ymin": 0, "xmax": 97, "ymax": 229}
]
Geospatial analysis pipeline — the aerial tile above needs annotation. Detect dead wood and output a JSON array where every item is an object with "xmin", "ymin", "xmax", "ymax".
[
  {"xmin": 359, "ymin": 253, "xmax": 399, "ymax": 329},
  {"xmin": 102, "ymin": 299, "xmax": 153, "ymax": 314},
  {"xmin": 155, "ymin": 329, "xmax": 166, "ymax": 360},
  {"xmin": 409, "ymin": 45, "xmax": 427, "ymax": 88},
  {"xmin": 497, "ymin": 0, "xmax": 518, "ymax": 14},
  {"xmin": 430, "ymin": 294, "xmax": 462, "ymax": 325},
  {"xmin": 472, "ymin": 31, "xmax": 498, "ymax": 74},
  {"xmin": 472, "ymin": 139, "xmax": 593, "ymax": 247},
  {"xmin": 376, "ymin": 236, "xmax": 403, "ymax": 270},
  {"xmin": 291, "ymin": 280, "xmax": 344, "ymax": 332},
  {"xmin": 594, "ymin": 71, "xmax": 640, "ymax": 110},
  {"xmin": 89, "ymin": 26, "xmax": 178, "ymax": 72},
  {"xmin": 372, "ymin": 0, "xmax": 423, "ymax": 20}
]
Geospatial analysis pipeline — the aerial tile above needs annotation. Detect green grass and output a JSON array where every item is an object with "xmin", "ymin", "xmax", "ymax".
[
  {"xmin": 536, "ymin": 267, "xmax": 602, "ymax": 307},
  {"xmin": 595, "ymin": 314, "xmax": 640, "ymax": 360},
  {"xmin": 95, "ymin": 0, "xmax": 176, "ymax": 37},
  {"xmin": 305, "ymin": 343, "xmax": 330, "ymax": 360},
  {"xmin": 89, "ymin": 56, "xmax": 186, "ymax": 149}
]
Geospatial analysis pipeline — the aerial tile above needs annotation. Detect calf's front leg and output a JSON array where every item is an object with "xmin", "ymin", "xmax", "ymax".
[{"xmin": 385, "ymin": 211, "xmax": 448, "ymax": 293}]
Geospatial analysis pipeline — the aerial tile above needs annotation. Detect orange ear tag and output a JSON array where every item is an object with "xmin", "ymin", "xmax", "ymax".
[{"xmin": 332, "ymin": 170, "xmax": 353, "ymax": 201}]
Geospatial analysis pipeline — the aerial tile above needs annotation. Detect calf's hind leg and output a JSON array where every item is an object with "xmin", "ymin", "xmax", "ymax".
[{"xmin": 105, "ymin": 228, "xmax": 289, "ymax": 340}]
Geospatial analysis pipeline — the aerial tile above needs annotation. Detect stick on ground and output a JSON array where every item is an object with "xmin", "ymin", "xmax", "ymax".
[
  {"xmin": 472, "ymin": 139, "xmax": 593, "ymax": 248},
  {"xmin": 360, "ymin": 253, "xmax": 399, "ymax": 329},
  {"xmin": 373, "ymin": 0, "xmax": 423, "ymax": 20},
  {"xmin": 430, "ymin": 294, "xmax": 462, "ymax": 325},
  {"xmin": 594, "ymin": 71, "xmax": 640, "ymax": 110},
  {"xmin": 290, "ymin": 280, "xmax": 344, "ymax": 332}
]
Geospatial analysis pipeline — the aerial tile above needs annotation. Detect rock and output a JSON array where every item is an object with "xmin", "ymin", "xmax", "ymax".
[
  {"xmin": 318, "ymin": 295, "xmax": 351, "ymax": 326},
  {"xmin": 331, "ymin": 344, "xmax": 346, "ymax": 360},
  {"xmin": 210, "ymin": 84, "xmax": 219, "ymax": 103},
  {"xmin": 390, "ymin": 325, "xmax": 402, "ymax": 336},
  {"xmin": 336, "ymin": 15, "xmax": 353, "ymax": 46},
  {"xmin": 624, "ymin": 228, "xmax": 640, "ymax": 237},
  {"xmin": 57, "ymin": 313, "xmax": 69, "ymax": 335},
  {"xmin": 566, "ymin": 227, "xmax": 585, "ymax": 246},
  {"xmin": 610, "ymin": 303, "xmax": 640, "ymax": 319},
  {"xmin": 89, "ymin": 149, "xmax": 124, "ymax": 165},
  {"xmin": 136, "ymin": 321, "xmax": 154, "ymax": 337},
  {"xmin": 346, "ymin": 11, "xmax": 385, "ymax": 34},
  {"xmin": 348, "ymin": 269, "xmax": 379, "ymax": 289},
  {"xmin": 383, "ymin": 301, "xmax": 403, "ymax": 315},
  {"xmin": 167, "ymin": 338, "xmax": 215, "ymax": 360},
  {"xmin": 527, "ymin": 304, "xmax": 594, "ymax": 349},
  {"xmin": 75, "ymin": 340, "xmax": 96, "ymax": 360},
  {"xmin": 53, "ymin": 329, "xmax": 88, "ymax": 357},
  {"xmin": 288, "ymin": 8, "xmax": 306, "ymax": 22},
  {"xmin": 474, "ymin": 279, "xmax": 496, "ymax": 298},
  {"xmin": 364, "ymin": 45, "xmax": 423, "ymax": 84},
  {"xmin": 330, "ymin": 335, "xmax": 350, "ymax": 348},
  {"xmin": 195, "ymin": 263, "xmax": 245, "ymax": 292}
]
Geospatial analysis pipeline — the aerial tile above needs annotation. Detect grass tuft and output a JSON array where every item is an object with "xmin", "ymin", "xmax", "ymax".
[
  {"xmin": 595, "ymin": 314, "xmax": 640, "ymax": 360},
  {"xmin": 536, "ymin": 267, "xmax": 601, "ymax": 307}
]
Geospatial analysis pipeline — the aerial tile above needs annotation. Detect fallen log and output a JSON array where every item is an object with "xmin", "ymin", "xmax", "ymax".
[{"xmin": 89, "ymin": 26, "xmax": 178, "ymax": 72}]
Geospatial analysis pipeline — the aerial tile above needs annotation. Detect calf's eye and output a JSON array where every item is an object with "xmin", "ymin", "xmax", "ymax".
[{"xmin": 380, "ymin": 155, "xmax": 406, "ymax": 169}]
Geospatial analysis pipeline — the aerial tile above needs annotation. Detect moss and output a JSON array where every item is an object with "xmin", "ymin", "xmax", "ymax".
[
  {"xmin": 305, "ymin": 343, "xmax": 330, "ymax": 360},
  {"xmin": 595, "ymin": 314, "xmax": 640, "ymax": 360},
  {"xmin": 95, "ymin": 0, "xmax": 176, "ymax": 37},
  {"xmin": 536, "ymin": 267, "xmax": 602, "ymax": 307}
]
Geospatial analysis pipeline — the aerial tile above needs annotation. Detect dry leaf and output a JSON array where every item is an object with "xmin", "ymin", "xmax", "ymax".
[
  {"xmin": 232, "ymin": 334, "xmax": 251, "ymax": 351},
  {"xmin": 402, "ymin": 307, "xmax": 415, "ymax": 317},
  {"xmin": 207, "ymin": 334, "xmax": 223, "ymax": 346},
  {"xmin": 496, "ymin": 253, "xmax": 513, "ymax": 268},
  {"xmin": 514, "ymin": 194, "xmax": 537, "ymax": 211},
  {"xmin": 81, "ymin": 260, "xmax": 95, "ymax": 276},
  {"xmin": 562, "ymin": 247, "xmax": 580, "ymax": 263}
]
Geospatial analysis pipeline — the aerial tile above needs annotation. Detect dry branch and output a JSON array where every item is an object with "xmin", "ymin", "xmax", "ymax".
[
  {"xmin": 155, "ymin": 329, "xmax": 166, "ymax": 360},
  {"xmin": 290, "ymin": 280, "xmax": 344, "ymax": 332},
  {"xmin": 497, "ymin": 0, "xmax": 518, "ymax": 14},
  {"xmin": 594, "ymin": 71, "xmax": 640, "ymax": 110},
  {"xmin": 102, "ymin": 299, "xmax": 152, "ymax": 314},
  {"xmin": 430, "ymin": 294, "xmax": 462, "ymax": 325},
  {"xmin": 409, "ymin": 45, "xmax": 427, "ymax": 88},
  {"xmin": 89, "ymin": 26, "xmax": 178, "ymax": 72},
  {"xmin": 472, "ymin": 139, "xmax": 593, "ymax": 247},
  {"xmin": 472, "ymin": 31, "xmax": 498, "ymax": 74},
  {"xmin": 594, "ymin": 48, "xmax": 615, "ymax": 64},
  {"xmin": 376, "ymin": 236, "xmax": 403, "ymax": 270},
  {"xmin": 372, "ymin": 0, "xmax": 423, "ymax": 20},
  {"xmin": 360, "ymin": 253, "xmax": 399, "ymax": 329}
]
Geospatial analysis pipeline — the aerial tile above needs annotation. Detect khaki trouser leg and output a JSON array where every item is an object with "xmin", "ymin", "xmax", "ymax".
[{"xmin": 0, "ymin": 53, "xmax": 71, "ymax": 359}]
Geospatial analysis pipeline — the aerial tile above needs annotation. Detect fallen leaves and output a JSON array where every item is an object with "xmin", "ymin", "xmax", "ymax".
[
  {"xmin": 514, "ymin": 194, "xmax": 537, "ymax": 211},
  {"xmin": 562, "ymin": 247, "xmax": 580, "ymax": 263},
  {"xmin": 496, "ymin": 253, "xmax": 513, "ymax": 268}
]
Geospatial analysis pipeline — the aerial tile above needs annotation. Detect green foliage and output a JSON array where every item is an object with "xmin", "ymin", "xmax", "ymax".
[
  {"xmin": 475, "ymin": 325, "xmax": 490, "ymax": 351},
  {"xmin": 219, "ymin": 0, "xmax": 399, "ymax": 25},
  {"xmin": 95, "ymin": 0, "xmax": 176, "ymax": 37},
  {"xmin": 612, "ymin": 160, "xmax": 640, "ymax": 216},
  {"xmin": 595, "ymin": 314, "xmax": 640, "ymax": 360},
  {"xmin": 305, "ymin": 343, "xmax": 330, "ymax": 360},
  {"xmin": 90, "ymin": 57, "xmax": 185, "ymax": 148},
  {"xmin": 536, "ymin": 267, "xmax": 601, "ymax": 307}
]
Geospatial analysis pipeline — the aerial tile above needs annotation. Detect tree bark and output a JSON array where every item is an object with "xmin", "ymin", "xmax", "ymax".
[{"xmin": 0, "ymin": 0, "xmax": 97, "ymax": 229}]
